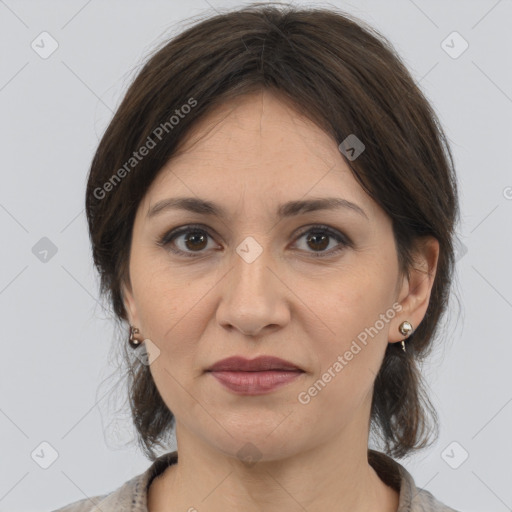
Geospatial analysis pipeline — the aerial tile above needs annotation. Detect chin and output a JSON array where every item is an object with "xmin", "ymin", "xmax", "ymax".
[{"xmin": 202, "ymin": 427, "xmax": 310, "ymax": 465}]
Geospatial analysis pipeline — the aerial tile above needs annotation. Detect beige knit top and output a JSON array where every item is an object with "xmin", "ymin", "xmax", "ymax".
[{"xmin": 52, "ymin": 449, "xmax": 461, "ymax": 512}]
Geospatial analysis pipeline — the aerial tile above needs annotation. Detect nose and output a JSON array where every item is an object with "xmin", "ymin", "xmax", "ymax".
[{"xmin": 216, "ymin": 240, "xmax": 290, "ymax": 337}]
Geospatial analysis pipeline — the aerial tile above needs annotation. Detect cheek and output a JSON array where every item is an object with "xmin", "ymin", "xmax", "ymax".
[
  {"xmin": 131, "ymin": 249, "xmax": 184, "ymax": 328},
  {"xmin": 305, "ymin": 263, "xmax": 396, "ymax": 384},
  {"xmin": 132, "ymin": 267, "xmax": 214, "ymax": 367},
  {"xmin": 313, "ymin": 264, "xmax": 392, "ymax": 336}
]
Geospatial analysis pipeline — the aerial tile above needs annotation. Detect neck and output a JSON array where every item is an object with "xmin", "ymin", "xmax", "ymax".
[{"xmin": 148, "ymin": 426, "xmax": 399, "ymax": 512}]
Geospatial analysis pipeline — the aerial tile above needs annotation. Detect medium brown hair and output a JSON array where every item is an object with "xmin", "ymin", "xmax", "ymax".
[{"xmin": 86, "ymin": 3, "xmax": 460, "ymax": 460}]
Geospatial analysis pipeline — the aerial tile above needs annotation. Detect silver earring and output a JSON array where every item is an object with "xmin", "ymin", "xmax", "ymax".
[
  {"xmin": 129, "ymin": 325, "xmax": 142, "ymax": 349},
  {"xmin": 399, "ymin": 321, "xmax": 413, "ymax": 352}
]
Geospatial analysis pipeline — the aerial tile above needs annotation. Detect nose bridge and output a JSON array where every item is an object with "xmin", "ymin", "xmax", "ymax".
[
  {"xmin": 217, "ymin": 233, "xmax": 288, "ymax": 335},
  {"xmin": 231, "ymin": 233, "xmax": 273, "ymax": 300}
]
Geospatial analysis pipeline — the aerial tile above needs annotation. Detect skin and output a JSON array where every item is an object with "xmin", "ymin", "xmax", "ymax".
[{"xmin": 122, "ymin": 89, "xmax": 439, "ymax": 512}]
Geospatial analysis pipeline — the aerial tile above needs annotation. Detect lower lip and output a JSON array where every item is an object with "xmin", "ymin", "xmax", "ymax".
[{"xmin": 207, "ymin": 370, "xmax": 304, "ymax": 395}]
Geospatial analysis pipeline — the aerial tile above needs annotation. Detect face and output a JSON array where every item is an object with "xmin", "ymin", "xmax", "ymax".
[{"xmin": 122, "ymin": 89, "xmax": 435, "ymax": 462}]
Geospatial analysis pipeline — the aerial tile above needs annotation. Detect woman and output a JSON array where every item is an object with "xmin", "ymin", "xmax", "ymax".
[{"xmin": 54, "ymin": 3, "xmax": 461, "ymax": 511}]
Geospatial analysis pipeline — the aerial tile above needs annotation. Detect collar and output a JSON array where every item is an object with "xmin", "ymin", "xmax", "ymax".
[{"xmin": 87, "ymin": 449, "xmax": 455, "ymax": 512}]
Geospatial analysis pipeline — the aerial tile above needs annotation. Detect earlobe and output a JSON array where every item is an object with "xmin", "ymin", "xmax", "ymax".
[{"xmin": 390, "ymin": 236, "xmax": 439, "ymax": 343}]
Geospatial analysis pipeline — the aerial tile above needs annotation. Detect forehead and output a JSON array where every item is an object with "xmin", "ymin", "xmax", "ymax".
[
  {"xmin": 141, "ymin": 90, "xmax": 378, "ymax": 221},
  {"xmin": 171, "ymin": 89, "xmax": 337, "ymax": 166}
]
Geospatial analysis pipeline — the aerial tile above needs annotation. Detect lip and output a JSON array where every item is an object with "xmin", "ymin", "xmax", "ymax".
[
  {"xmin": 208, "ymin": 370, "xmax": 304, "ymax": 395},
  {"xmin": 206, "ymin": 356, "xmax": 305, "ymax": 395},
  {"xmin": 206, "ymin": 355, "xmax": 303, "ymax": 372}
]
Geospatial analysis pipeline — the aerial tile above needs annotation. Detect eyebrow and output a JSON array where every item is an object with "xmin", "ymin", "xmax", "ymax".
[{"xmin": 147, "ymin": 196, "xmax": 369, "ymax": 221}]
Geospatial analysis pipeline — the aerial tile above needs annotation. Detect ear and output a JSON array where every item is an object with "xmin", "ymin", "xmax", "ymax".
[
  {"xmin": 389, "ymin": 236, "xmax": 440, "ymax": 344},
  {"xmin": 121, "ymin": 279, "xmax": 139, "ymax": 327}
]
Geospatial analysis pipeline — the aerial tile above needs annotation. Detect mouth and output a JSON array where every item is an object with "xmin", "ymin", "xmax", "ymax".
[
  {"xmin": 205, "ymin": 356, "xmax": 305, "ymax": 395},
  {"xmin": 206, "ymin": 355, "xmax": 304, "ymax": 372},
  {"xmin": 207, "ymin": 369, "xmax": 304, "ymax": 395}
]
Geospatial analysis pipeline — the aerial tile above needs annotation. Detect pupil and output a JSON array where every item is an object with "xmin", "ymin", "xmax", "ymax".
[
  {"xmin": 308, "ymin": 233, "xmax": 328, "ymax": 251},
  {"xmin": 186, "ymin": 232, "xmax": 207, "ymax": 250}
]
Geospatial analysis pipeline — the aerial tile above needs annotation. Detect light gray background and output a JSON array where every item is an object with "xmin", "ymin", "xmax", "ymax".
[{"xmin": 1, "ymin": 1, "xmax": 511, "ymax": 511}]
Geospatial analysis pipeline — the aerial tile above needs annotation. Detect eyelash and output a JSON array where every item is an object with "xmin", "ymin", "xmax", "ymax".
[{"xmin": 157, "ymin": 223, "xmax": 352, "ymax": 259}]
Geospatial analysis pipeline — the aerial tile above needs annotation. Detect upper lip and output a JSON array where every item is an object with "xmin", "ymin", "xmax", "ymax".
[{"xmin": 206, "ymin": 356, "xmax": 303, "ymax": 372}]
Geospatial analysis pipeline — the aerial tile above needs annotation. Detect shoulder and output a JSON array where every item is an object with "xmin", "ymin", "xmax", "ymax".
[
  {"xmin": 51, "ymin": 493, "xmax": 109, "ymax": 512},
  {"xmin": 50, "ymin": 451, "xmax": 178, "ymax": 512},
  {"xmin": 368, "ymin": 449, "xmax": 462, "ymax": 512},
  {"xmin": 413, "ymin": 487, "xmax": 462, "ymax": 512},
  {"xmin": 50, "ymin": 471, "xmax": 146, "ymax": 511}
]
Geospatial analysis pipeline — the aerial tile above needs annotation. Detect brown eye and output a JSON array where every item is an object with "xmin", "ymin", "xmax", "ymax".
[
  {"xmin": 159, "ymin": 225, "xmax": 218, "ymax": 257},
  {"xmin": 183, "ymin": 231, "xmax": 208, "ymax": 251},
  {"xmin": 294, "ymin": 225, "xmax": 350, "ymax": 258},
  {"xmin": 305, "ymin": 232, "xmax": 330, "ymax": 251},
  {"xmin": 158, "ymin": 223, "xmax": 350, "ymax": 259}
]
